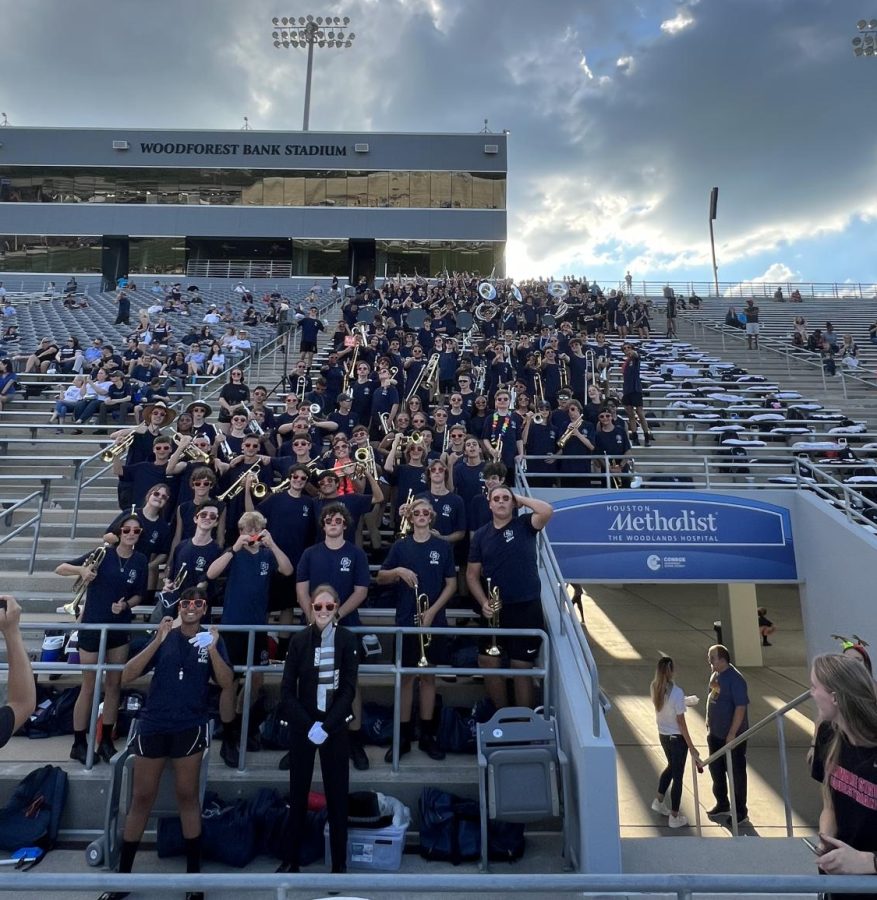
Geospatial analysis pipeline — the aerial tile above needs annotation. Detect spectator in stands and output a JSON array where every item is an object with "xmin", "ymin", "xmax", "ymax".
[
  {"xmin": 705, "ymin": 644, "xmax": 749, "ymax": 827},
  {"xmin": 824, "ymin": 322, "xmax": 839, "ymax": 349},
  {"xmin": 810, "ymin": 653, "xmax": 877, "ymax": 889},
  {"xmin": 72, "ymin": 369, "xmax": 112, "ymax": 430},
  {"xmin": 0, "ymin": 596, "xmax": 36, "ymax": 749},
  {"xmin": 650, "ymin": 656, "xmax": 701, "ymax": 829},
  {"xmin": 808, "ymin": 328, "xmax": 824, "ymax": 353},
  {"xmin": 230, "ymin": 329, "xmax": 252, "ymax": 355},
  {"xmin": 84, "ymin": 337, "xmax": 104, "ymax": 366},
  {"xmin": 0, "ymin": 359, "xmax": 18, "ymax": 412},
  {"xmin": 725, "ymin": 307, "xmax": 744, "ymax": 329},
  {"xmin": 792, "ymin": 317, "xmax": 808, "ymax": 348},
  {"xmin": 839, "ymin": 335, "xmax": 859, "ymax": 369},
  {"xmin": 821, "ymin": 339, "xmax": 837, "ymax": 376},
  {"xmin": 114, "ymin": 290, "xmax": 131, "ymax": 326},
  {"xmin": 206, "ymin": 340, "xmax": 226, "ymax": 376},
  {"xmin": 63, "ymin": 276, "xmax": 78, "ymax": 296},
  {"xmin": 202, "ymin": 304, "xmax": 221, "ymax": 326},
  {"xmin": 773, "ymin": 287, "xmax": 784, "ymax": 301},
  {"xmin": 185, "ymin": 343, "xmax": 206, "ymax": 379},
  {"xmin": 56, "ymin": 337, "xmax": 84, "ymax": 375},
  {"xmin": 743, "ymin": 300, "xmax": 760, "ymax": 350},
  {"xmin": 791, "ymin": 288, "xmax": 802, "ymax": 302},
  {"xmin": 99, "ymin": 370, "xmax": 133, "ymax": 427},
  {"xmin": 20, "ymin": 336, "xmax": 60, "ymax": 373},
  {"xmin": 49, "ymin": 374, "xmax": 84, "ymax": 429},
  {"xmin": 869, "ymin": 322, "xmax": 877, "ymax": 345}
]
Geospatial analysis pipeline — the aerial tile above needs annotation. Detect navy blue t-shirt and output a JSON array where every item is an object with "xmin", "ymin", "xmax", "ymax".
[
  {"xmin": 257, "ymin": 492, "xmax": 315, "ymax": 567},
  {"xmin": 418, "ymin": 490, "xmax": 466, "ymax": 536},
  {"xmin": 594, "ymin": 427, "xmax": 632, "ymax": 458},
  {"xmin": 219, "ymin": 545, "xmax": 277, "ymax": 625},
  {"xmin": 169, "ymin": 539, "xmax": 223, "ymax": 595},
  {"xmin": 468, "ymin": 513, "xmax": 541, "ymax": 606},
  {"xmin": 350, "ymin": 380, "xmax": 375, "ymax": 425},
  {"xmin": 387, "ymin": 463, "xmax": 428, "ymax": 514},
  {"xmin": 299, "ymin": 317, "xmax": 324, "ymax": 344},
  {"xmin": 121, "ymin": 461, "xmax": 177, "ymax": 508},
  {"xmin": 370, "ymin": 385, "xmax": 399, "ymax": 418},
  {"xmin": 107, "ymin": 509, "xmax": 171, "ymax": 558},
  {"xmin": 453, "ymin": 461, "xmax": 485, "ymax": 511},
  {"xmin": 381, "ymin": 535, "xmax": 455, "ymax": 626},
  {"xmin": 481, "ymin": 412, "xmax": 523, "ymax": 468},
  {"xmin": 71, "ymin": 547, "xmax": 148, "ymax": 625},
  {"xmin": 296, "ymin": 540, "xmax": 370, "ymax": 626},
  {"xmin": 138, "ymin": 628, "xmax": 230, "ymax": 736},
  {"xmin": 314, "ymin": 493, "xmax": 372, "ymax": 542}
]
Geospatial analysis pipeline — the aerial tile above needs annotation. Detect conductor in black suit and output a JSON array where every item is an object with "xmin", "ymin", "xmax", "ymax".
[{"xmin": 277, "ymin": 583, "xmax": 359, "ymax": 874}]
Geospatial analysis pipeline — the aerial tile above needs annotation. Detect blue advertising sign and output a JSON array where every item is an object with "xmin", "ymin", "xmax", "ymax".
[{"xmin": 546, "ymin": 491, "xmax": 797, "ymax": 581}]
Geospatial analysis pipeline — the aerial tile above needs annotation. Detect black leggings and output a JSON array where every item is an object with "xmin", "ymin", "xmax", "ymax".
[
  {"xmin": 657, "ymin": 733, "xmax": 689, "ymax": 813},
  {"xmin": 285, "ymin": 726, "xmax": 350, "ymax": 871}
]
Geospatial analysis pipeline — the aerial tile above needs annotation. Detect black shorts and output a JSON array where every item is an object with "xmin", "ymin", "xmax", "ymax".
[
  {"xmin": 133, "ymin": 724, "xmax": 209, "ymax": 759},
  {"xmin": 268, "ymin": 572, "xmax": 298, "ymax": 613},
  {"xmin": 222, "ymin": 630, "xmax": 269, "ymax": 672},
  {"xmin": 300, "ymin": 340, "xmax": 317, "ymax": 354},
  {"xmin": 478, "ymin": 598, "xmax": 544, "ymax": 664},
  {"xmin": 77, "ymin": 626, "xmax": 130, "ymax": 654},
  {"xmin": 402, "ymin": 632, "xmax": 449, "ymax": 669},
  {"xmin": 622, "ymin": 391, "xmax": 643, "ymax": 409}
]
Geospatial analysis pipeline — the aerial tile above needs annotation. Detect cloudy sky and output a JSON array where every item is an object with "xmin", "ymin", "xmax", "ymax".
[{"xmin": 2, "ymin": 0, "xmax": 875, "ymax": 287}]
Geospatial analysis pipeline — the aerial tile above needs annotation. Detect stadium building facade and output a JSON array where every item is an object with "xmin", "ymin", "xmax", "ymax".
[{"xmin": 0, "ymin": 127, "xmax": 507, "ymax": 286}]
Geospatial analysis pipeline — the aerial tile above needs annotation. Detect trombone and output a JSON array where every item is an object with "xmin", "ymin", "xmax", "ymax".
[
  {"xmin": 242, "ymin": 403, "xmax": 264, "ymax": 436},
  {"xmin": 354, "ymin": 445, "xmax": 379, "ymax": 479},
  {"xmin": 64, "ymin": 542, "xmax": 109, "ymax": 617},
  {"xmin": 155, "ymin": 562, "xmax": 188, "ymax": 611},
  {"xmin": 414, "ymin": 579, "xmax": 432, "ymax": 668},
  {"xmin": 484, "ymin": 577, "xmax": 502, "ymax": 657},
  {"xmin": 557, "ymin": 420, "xmax": 580, "ymax": 450},
  {"xmin": 217, "ymin": 463, "xmax": 267, "ymax": 501},
  {"xmin": 100, "ymin": 431, "xmax": 135, "ymax": 463}
]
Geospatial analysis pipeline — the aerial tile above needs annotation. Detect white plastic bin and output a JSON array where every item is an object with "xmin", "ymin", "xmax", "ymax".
[{"xmin": 324, "ymin": 822, "xmax": 409, "ymax": 871}]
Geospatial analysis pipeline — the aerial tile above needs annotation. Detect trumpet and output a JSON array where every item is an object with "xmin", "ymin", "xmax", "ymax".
[
  {"xmin": 397, "ymin": 431, "xmax": 424, "ymax": 450},
  {"xmin": 414, "ymin": 579, "xmax": 432, "ymax": 668},
  {"xmin": 64, "ymin": 542, "xmax": 109, "ymax": 617},
  {"xmin": 243, "ymin": 404, "xmax": 264, "ymax": 436},
  {"xmin": 218, "ymin": 463, "xmax": 267, "ymax": 501},
  {"xmin": 173, "ymin": 432, "xmax": 211, "ymax": 463},
  {"xmin": 557, "ymin": 420, "xmax": 581, "ymax": 450},
  {"xmin": 379, "ymin": 412, "xmax": 392, "ymax": 435},
  {"xmin": 533, "ymin": 413, "xmax": 545, "ymax": 425},
  {"xmin": 533, "ymin": 371, "xmax": 545, "ymax": 404},
  {"xmin": 219, "ymin": 439, "xmax": 234, "ymax": 462},
  {"xmin": 484, "ymin": 577, "xmax": 502, "ymax": 657},
  {"xmin": 399, "ymin": 489, "xmax": 415, "ymax": 536},
  {"xmin": 156, "ymin": 562, "xmax": 188, "ymax": 608},
  {"xmin": 100, "ymin": 431, "xmax": 135, "ymax": 463}
]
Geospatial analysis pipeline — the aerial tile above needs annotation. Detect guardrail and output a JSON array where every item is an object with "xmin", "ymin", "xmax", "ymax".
[
  {"xmin": 692, "ymin": 690, "xmax": 812, "ymax": 838},
  {"xmin": 9, "ymin": 621, "xmax": 549, "ymax": 774},
  {"xmin": 516, "ymin": 467, "xmax": 606, "ymax": 738},
  {"xmin": 3, "ymin": 871, "xmax": 876, "ymax": 896},
  {"xmin": 684, "ymin": 318, "xmax": 877, "ymax": 395},
  {"xmin": 0, "ymin": 475, "xmax": 61, "ymax": 573},
  {"xmin": 616, "ymin": 279, "xmax": 877, "ymax": 300}
]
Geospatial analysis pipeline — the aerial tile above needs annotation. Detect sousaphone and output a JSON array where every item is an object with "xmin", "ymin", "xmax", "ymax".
[{"xmin": 477, "ymin": 281, "xmax": 497, "ymax": 301}]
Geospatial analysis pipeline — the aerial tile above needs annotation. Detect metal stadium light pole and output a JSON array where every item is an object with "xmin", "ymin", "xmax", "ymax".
[
  {"xmin": 272, "ymin": 14, "xmax": 356, "ymax": 131},
  {"xmin": 708, "ymin": 186, "xmax": 719, "ymax": 297},
  {"xmin": 852, "ymin": 18, "xmax": 877, "ymax": 55}
]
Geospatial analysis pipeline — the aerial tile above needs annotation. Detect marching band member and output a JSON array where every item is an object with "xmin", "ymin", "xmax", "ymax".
[
  {"xmin": 467, "ymin": 487, "xmax": 553, "ymax": 711},
  {"xmin": 57, "ymin": 514, "xmax": 148, "ymax": 765},
  {"xmin": 295, "ymin": 503, "xmax": 371, "ymax": 771},
  {"xmin": 277, "ymin": 584, "xmax": 359, "ymax": 874},
  {"xmin": 377, "ymin": 497, "xmax": 455, "ymax": 762},
  {"xmin": 481, "ymin": 389, "xmax": 524, "ymax": 482}
]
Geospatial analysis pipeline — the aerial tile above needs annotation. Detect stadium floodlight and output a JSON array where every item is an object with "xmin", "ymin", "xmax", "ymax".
[
  {"xmin": 271, "ymin": 13, "xmax": 356, "ymax": 130},
  {"xmin": 852, "ymin": 18, "xmax": 877, "ymax": 56}
]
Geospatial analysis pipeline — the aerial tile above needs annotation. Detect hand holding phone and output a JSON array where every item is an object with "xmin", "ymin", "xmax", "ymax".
[{"xmin": 802, "ymin": 836, "xmax": 824, "ymax": 856}]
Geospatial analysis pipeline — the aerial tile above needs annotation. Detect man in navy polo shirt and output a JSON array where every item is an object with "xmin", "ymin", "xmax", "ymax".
[{"xmin": 466, "ymin": 486, "xmax": 553, "ymax": 710}]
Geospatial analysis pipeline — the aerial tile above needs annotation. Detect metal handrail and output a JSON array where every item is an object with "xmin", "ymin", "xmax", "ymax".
[
  {"xmin": 3, "ymin": 872, "xmax": 877, "ymax": 897},
  {"xmin": 617, "ymin": 278, "xmax": 877, "ymax": 300},
  {"xmin": 692, "ymin": 689, "xmax": 812, "ymax": 838},
  {"xmin": 0, "ymin": 476, "xmax": 59, "ymax": 572},
  {"xmin": 9, "ymin": 620, "xmax": 548, "ymax": 774},
  {"xmin": 516, "ymin": 466, "xmax": 605, "ymax": 737}
]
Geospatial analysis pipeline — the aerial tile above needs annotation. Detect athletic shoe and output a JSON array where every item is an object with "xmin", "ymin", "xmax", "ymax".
[
  {"xmin": 706, "ymin": 804, "xmax": 730, "ymax": 817},
  {"xmin": 668, "ymin": 813, "xmax": 689, "ymax": 829},
  {"xmin": 650, "ymin": 798, "xmax": 671, "ymax": 815},
  {"xmin": 725, "ymin": 813, "xmax": 750, "ymax": 827}
]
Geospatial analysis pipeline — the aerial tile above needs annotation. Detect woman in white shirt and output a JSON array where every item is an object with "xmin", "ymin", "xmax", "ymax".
[
  {"xmin": 650, "ymin": 656, "xmax": 702, "ymax": 828},
  {"xmin": 50, "ymin": 375, "xmax": 86, "ymax": 429},
  {"xmin": 72, "ymin": 370, "xmax": 112, "ymax": 430}
]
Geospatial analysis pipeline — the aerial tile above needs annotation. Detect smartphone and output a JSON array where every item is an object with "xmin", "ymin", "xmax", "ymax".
[
  {"xmin": 802, "ymin": 837, "xmax": 823, "ymax": 855},
  {"xmin": 0, "ymin": 598, "xmax": 6, "ymax": 611}
]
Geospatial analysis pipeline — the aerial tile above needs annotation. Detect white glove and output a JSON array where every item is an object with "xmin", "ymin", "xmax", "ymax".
[
  {"xmin": 307, "ymin": 722, "xmax": 328, "ymax": 745},
  {"xmin": 189, "ymin": 631, "xmax": 214, "ymax": 650}
]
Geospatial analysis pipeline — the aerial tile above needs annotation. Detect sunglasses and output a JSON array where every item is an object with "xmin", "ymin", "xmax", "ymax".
[
  {"xmin": 192, "ymin": 479, "xmax": 213, "ymax": 487},
  {"xmin": 290, "ymin": 473, "xmax": 310, "ymax": 481},
  {"xmin": 323, "ymin": 515, "xmax": 346, "ymax": 525},
  {"xmin": 411, "ymin": 509, "xmax": 432, "ymax": 517},
  {"xmin": 121, "ymin": 526, "xmax": 142, "ymax": 535},
  {"xmin": 179, "ymin": 598, "xmax": 207, "ymax": 610},
  {"xmin": 197, "ymin": 511, "xmax": 219, "ymax": 519},
  {"xmin": 598, "ymin": 414, "xmax": 612, "ymax": 419},
  {"xmin": 312, "ymin": 602, "xmax": 336, "ymax": 612},
  {"xmin": 243, "ymin": 444, "xmax": 260, "ymax": 450}
]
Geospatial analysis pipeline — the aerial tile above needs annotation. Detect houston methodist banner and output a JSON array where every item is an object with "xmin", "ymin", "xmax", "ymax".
[{"xmin": 546, "ymin": 491, "xmax": 797, "ymax": 581}]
